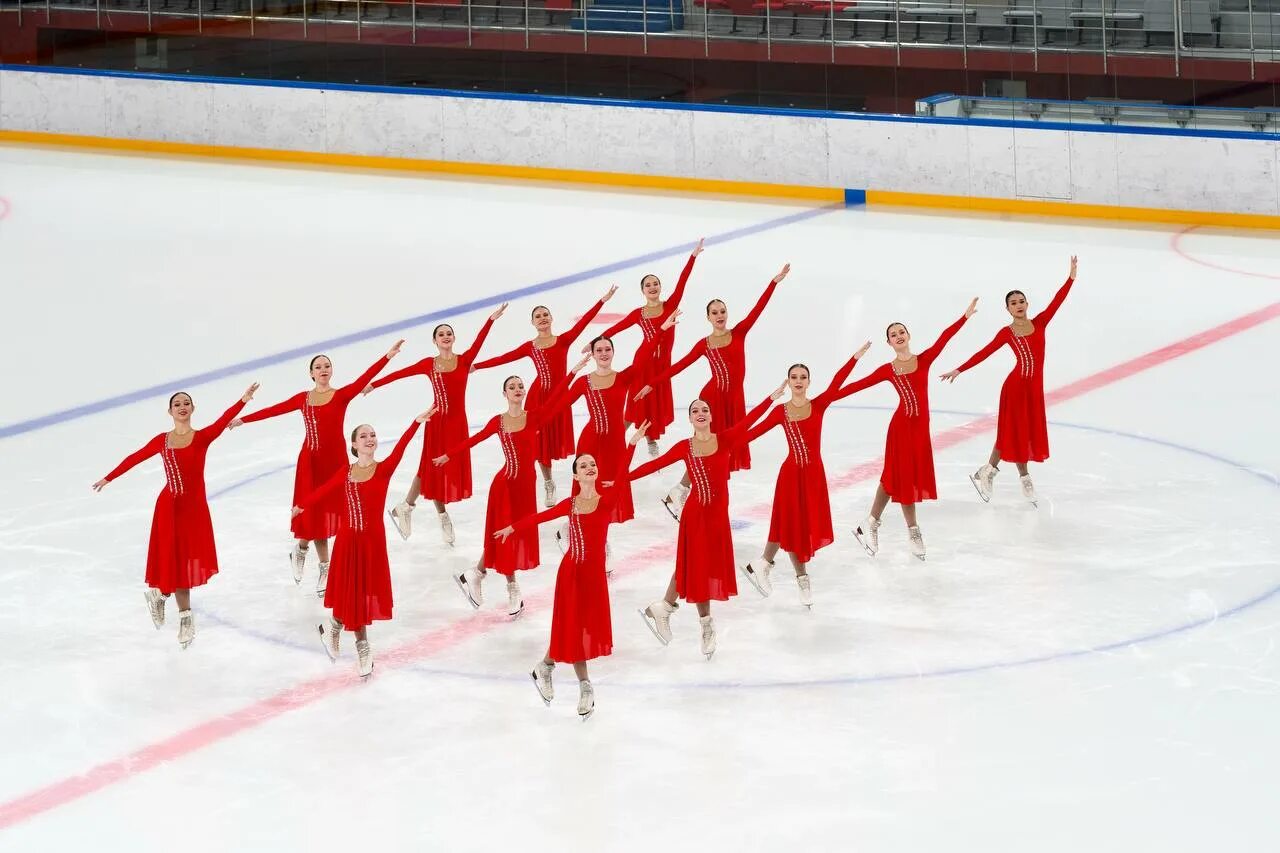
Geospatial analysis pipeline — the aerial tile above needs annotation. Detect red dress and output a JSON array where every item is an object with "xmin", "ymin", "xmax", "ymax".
[
  {"xmin": 101, "ymin": 398, "xmax": 245, "ymax": 595},
  {"xmin": 240, "ymin": 355, "xmax": 390, "ymax": 541},
  {"xmin": 511, "ymin": 446, "xmax": 637, "ymax": 663},
  {"xmin": 441, "ymin": 374, "xmax": 575, "ymax": 575},
  {"xmin": 655, "ymin": 277, "xmax": 779, "ymax": 473},
  {"xmin": 471, "ymin": 299, "xmax": 605, "ymax": 466},
  {"xmin": 599, "ymin": 252, "xmax": 698, "ymax": 441},
  {"xmin": 953, "ymin": 276, "xmax": 1074, "ymax": 464},
  {"xmin": 563, "ymin": 335, "xmax": 657, "ymax": 524},
  {"xmin": 299, "ymin": 420, "xmax": 422, "ymax": 631},
  {"xmin": 838, "ymin": 316, "xmax": 968, "ymax": 504},
  {"xmin": 368, "ymin": 317, "xmax": 495, "ymax": 505},
  {"xmin": 630, "ymin": 397, "xmax": 773, "ymax": 603},
  {"xmin": 746, "ymin": 353, "xmax": 863, "ymax": 564}
]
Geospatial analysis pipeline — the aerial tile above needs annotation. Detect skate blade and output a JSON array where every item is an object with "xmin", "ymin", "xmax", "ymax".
[
  {"xmin": 913, "ymin": 553, "xmax": 927, "ymax": 562},
  {"xmin": 387, "ymin": 509, "xmax": 411, "ymax": 541},
  {"xmin": 454, "ymin": 575, "xmax": 481, "ymax": 610},
  {"xmin": 531, "ymin": 672, "xmax": 552, "ymax": 706},
  {"xmin": 579, "ymin": 709, "xmax": 594, "ymax": 721},
  {"xmin": 968, "ymin": 474, "xmax": 992, "ymax": 503},
  {"xmin": 318, "ymin": 625, "xmax": 338, "ymax": 662},
  {"xmin": 660, "ymin": 497, "xmax": 681, "ymax": 522},
  {"xmin": 704, "ymin": 651, "xmax": 714, "ymax": 661},
  {"xmin": 555, "ymin": 531, "xmax": 567, "ymax": 556},
  {"xmin": 638, "ymin": 609, "xmax": 671, "ymax": 646},
  {"xmin": 360, "ymin": 666, "xmax": 373, "ymax": 680},
  {"xmin": 852, "ymin": 529, "xmax": 877, "ymax": 557},
  {"xmin": 508, "ymin": 602, "xmax": 525, "ymax": 619},
  {"xmin": 316, "ymin": 587, "xmax": 326, "ymax": 600},
  {"xmin": 180, "ymin": 640, "xmax": 193, "ymax": 650},
  {"xmin": 740, "ymin": 566, "xmax": 769, "ymax": 598}
]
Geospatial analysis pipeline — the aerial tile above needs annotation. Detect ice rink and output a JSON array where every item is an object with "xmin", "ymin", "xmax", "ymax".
[{"xmin": 1, "ymin": 143, "xmax": 1278, "ymax": 852}]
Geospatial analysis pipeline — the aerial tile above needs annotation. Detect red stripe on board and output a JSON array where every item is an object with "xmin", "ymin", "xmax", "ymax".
[{"xmin": 2, "ymin": 300, "xmax": 1277, "ymax": 831}]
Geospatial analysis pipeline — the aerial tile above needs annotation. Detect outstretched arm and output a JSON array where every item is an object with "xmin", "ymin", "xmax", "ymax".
[
  {"xmin": 382, "ymin": 418, "xmax": 426, "ymax": 475},
  {"xmin": 665, "ymin": 244, "xmax": 702, "ymax": 313},
  {"xmin": 369, "ymin": 358, "xmax": 429, "ymax": 391},
  {"xmin": 239, "ymin": 392, "xmax": 303, "ymax": 425},
  {"xmin": 340, "ymin": 354, "xmax": 393, "ymax": 401},
  {"xmin": 202, "ymin": 395, "xmax": 250, "ymax": 444},
  {"xmin": 471, "ymin": 341, "xmax": 529, "ymax": 373},
  {"xmin": 436, "ymin": 416, "xmax": 499, "ymax": 464},
  {"xmin": 1033, "ymin": 265, "xmax": 1076, "ymax": 327},
  {"xmin": 943, "ymin": 329, "xmax": 1007, "ymax": 381},
  {"xmin": 599, "ymin": 308, "xmax": 641, "ymax": 341},
  {"xmin": 649, "ymin": 339, "xmax": 704, "ymax": 388},
  {"xmin": 462, "ymin": 313, "xmax": 500, "ymax": 367},
  {"xmin": 563, "ymin": 297, "xmax": 608, "ymax": 347},
  {"xmin": 820, "ymin": 342, "xmax": 872, "ymax": 399},
  {"xmin": 628, "ymin": 441, "xmax": 686, "ymax": 483},
  {"xmin": 919, "ymin": 314, "xmax": 970, "ymax": 367},
  {"xmin": 827, "ymin": 363, "xmax": 893, "ymax": 404},
  {"xmin": 528, "ymin": 368, "xmax": 583, "ymax": 428},
  {"xmin": 294, "ymin": 465, "xmax": 347, "ymax": 516},
  {"xmin": 735, "ymin": 263, "xmax": 789, "ymax": 336},
  {"xmin": 723, "ymin": 392, "xmax": 782, "ymax": 449},
  {"xmin": 745, "ymin": 405, "xmax": 784, "ymax": 445},
  {"xmin": 96, "ymin": 434, "xmax": 164, "ymax": 487},
  {"xmin": 507, "ymin": 498, "xmax": 573, "ymax": 535}
]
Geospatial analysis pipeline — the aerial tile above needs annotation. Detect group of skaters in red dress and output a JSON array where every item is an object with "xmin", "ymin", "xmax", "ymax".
[{"xmin": 94, "ymin": 243, "xmax": 1076, "ymax": 720}]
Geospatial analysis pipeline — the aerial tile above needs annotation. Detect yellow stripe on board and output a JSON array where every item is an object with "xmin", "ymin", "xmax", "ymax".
[
  {"xmin": 866, "ymin": 189, "xmax": 1280, "ymax": 231},
  {"xmin": 0, "ymin": 128, "xmax": 842, "ymax": 204},
  {"xmin": 3, "ymin": 127, "xmax": 1278, "ymax": 229}
]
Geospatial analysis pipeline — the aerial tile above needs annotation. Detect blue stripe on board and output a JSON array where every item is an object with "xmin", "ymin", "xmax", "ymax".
[
  {"xmin": 0, "ymin": 204, "xmax": 839, "ymax": 440},
  {"xmin": 5, "ymin": 64, "xmax": 1279, "ymax": 142}
]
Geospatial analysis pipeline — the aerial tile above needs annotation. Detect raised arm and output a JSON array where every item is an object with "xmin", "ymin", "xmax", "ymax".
[
  {"xmin": 820, "ymin": 342, "xmax": 872, "ymax": 399},
  {"xmin": 745, "ymin": 405, "xmax": 784, "ymax": 446},
  {"xmin": 628, "ymin": 441, "xmax": 687, "ymax": 483},
  {"xmin": 1033, "ymin": 272, "xmax": 1076, "ymax": 328},
  {"xmin": 240, "ymin": 392, "xmax": 303, "ymax": 425},
  {"xmin": 461, "ymin": 313, "xmax": 499, "ymax": 367},
  {"xmin": 437, "ymin": 415, "xmax": 500, "ymax": 462},
  {"xmin": 471, "ymin": 340, "xmax": 529, "ymax": 373},
  {"xmin": 948, "ymin": 328, "xmax": 1008, "ymax": 378},
  {"xmin": 528, "ymin": 370, "xmax": 581, "ymax": 428},
  {"xmin": 98, "ymin": 434, "xmax": 164, "ymax": 486},
  {"xmin": 827, "ymin": 363, "xmax": 893, "ymax": 404},
  {"xmin": 722, "ymin": 394, "xmax": 780, "ymax": 449},
  {"xmin": 919, "ymin": 314, "xmax": 970, "ymax": 368},
  {"xmin": 339, "ymin": 354, "xmax": 392, "ymax": 400},
  {"xmin": 651, "ymin": 338, "xmax": 705, "ymax": 388},
  {"xmin": 202, "ymin": 397, "xmax": 249, "ymax": 444},
  {"xmin": 381, "ymin": 418, "xmax": 426, "ymax": 475},
  {"xmin": 736, "ymin": 263, "xmax": 789, "ymax": 336},
  {"xmin": 510, "ymin": 498, "xmax": 574, "ymax": 533},
  {"xmin": 295, "ymin": 465, "xmax": 347, "ymax": 515},
  {"xmin": 563, "ymin": 297, "xmax": 608, "ymax": 347},
  {"xmin": 665, "ymin": 245, "xmax": 701, "ymax": 313},
  {"xmin": 599, "ymin": 308, "xmax": 640, "ymax": 341},
  {"xmin": 368, "ymin": 358, "xmax": 430, "ymax": 391}
]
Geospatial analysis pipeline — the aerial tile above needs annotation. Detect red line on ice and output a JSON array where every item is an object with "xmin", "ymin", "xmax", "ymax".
[{"xmin": 2, "ymin": 299, "xmax": 1278, "ymax": 832}]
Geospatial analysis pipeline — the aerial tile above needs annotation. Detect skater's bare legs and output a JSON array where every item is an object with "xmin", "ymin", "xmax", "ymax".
[
  {"xmin": 663, "ymin": 573, "xmax": 678, "ymax": 605},
  {"xmin": 988, "ymin": 445, "xmax": 1029, "ymax": 477},
  {"xmin": 355, "ymin": 627, "xmax": 368, "ymax": 642},
  {"xmin": 762, "ymin": 541, "xmax": 781, "ymax": 563},
  {"xmin": 432, "ymin": 499, "xmax": 446, "ymax": 514},
  {"xmin": 175, "ymin": 588, "xmax": 191, "ymax": 611},
  {"xmin": 538, "ymin": 461, "xmax": 552, "ymax": 482},
  {"xmin": 900, "ymin": 502, "xmax": 918, "ymax": 527},
  {"xmin": 404, "ymin": 476, "xmax": 422, "ymax": 506},
  {"xmin": 787, "ymin": 553, "xmax": 807, "ymax": 577},
  {"xmin": 572, "ymin": 661, "xmax": 589, "ymax": 681},
  {"xmin": 314, "ymin": 538, "xmax": 330, "ymax": 563},
  {"xmin": 870, "ymin": 484, "xmax": 891, "ymax": 521},
  {"xmin": 680, "ymin": 472, "xmax": 690, "ymax": 489}
]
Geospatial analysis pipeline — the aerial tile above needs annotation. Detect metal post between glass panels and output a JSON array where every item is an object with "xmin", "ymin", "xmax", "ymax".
[
  {"xmin": 893, "ymin": 0, "xmax": 900, "ymax": 65},
  {"xmin": 766, "ymin": 0, "xmax": 771, "ymax": 60},
  {"xmin": 1031, "ymin": 0, "xmax": 1038, "ymax": 70},
  {"xmin": 703, "ymin": 0, "xmax": 709, "ymax": 56},
  {"xmin": 197, "ymin": 0, "xmax": 202, "ymax": 33},
  {"xmin": 299, "ymin": 0, "xmax": 304, "ymax": 37},
  {"xmin": 147, "ymin": 0, "xmax": 153, "ymax": 31},
  {"xmin": 1099, "ymin": 0, "xmax": 1107, "ymax": 74},
  {"xmin": 828, "ymin": 0, "xmax": 835, "ymax": 62},
  {"xmin": 355, "ymin": 0, "xmax": 361, "ymax": 39},
  {"xmin": 1247, "ymin": 0, "xmax": 1255, "ymax": 80},
  {"xmin": 960, "ymin": 0, "xmax": 967, "ymax": 66},
  {"xmin": 45, "ymin": 0, "xmax": 50, "ymax": 24},
  {"xmin": 642, "ymin": 0, "xmax": 648, "ymax": 54},
  {"xmin": 523, "ymin": 0, "xmax": 529, "ymax": 47},
  {"xmin": 249, "ymin": 0, "xmax": 254, "ymax": 36},
  {"xmin": 467, "ymin": 0, "xmax": 473, "ymax": 47},
  {"xmin": 1172, "ymin": 0, "xmax": 1180, "ymax": 77},
  {"xmin": 410, "ymin": 0, "xmax": 415, "ymax": 43}
]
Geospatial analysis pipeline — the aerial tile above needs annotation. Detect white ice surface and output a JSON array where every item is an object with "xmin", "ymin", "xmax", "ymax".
[{"xmin": 0, "ymin": 145, "xmax": 1278, "ymax": 852}]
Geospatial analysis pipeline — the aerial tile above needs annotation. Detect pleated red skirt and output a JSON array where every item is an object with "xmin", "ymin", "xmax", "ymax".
[
  {"xmin": 995, "ymin": 375, "xmax": 1050, "ymax": 464},
  {"xmin": 480, "ymin": 471, "xmax": 540, "ymax": 574},
  {"xmin": 324, "ymin": 531, "xmax": 393, "ymax": 631},
  {"xmin": 881, "ymin": 413, "xmax": 937, "ymax": 504},
  {"xmin": 767, "ymin": 458, "xmax": 834, "ymax": 565},
  {"xmin": 547, "ymin": 555, "xmax": 612, "ymax": 663},
  {"xmin": 674, "ymin": 496, "xmax": 737, "ymax": 602},
  {"xmin": 145, "ymin": 492, "xmax": 219, "ymax": 595}
]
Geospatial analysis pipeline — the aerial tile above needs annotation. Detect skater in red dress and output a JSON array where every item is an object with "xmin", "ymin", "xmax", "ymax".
[
  {"xmin": 557, "ymin": 317, "xmax": 667, "ymax": 529},
  {"xmin": 940, "ymin": 257, "xmax": 1077, "ymax": 506},
  {"xmin": 497, "ymin": 424, "xmax": 649, "ymax": 720},
  {"xmin": 634, "ymin": 263, "xmax": 790, "ymax": 520},
  {"xmin": 596, "ymin": 238, "xmax": 704, "ymax": 458},
  {"xmin": 631, "ymin": 384, "xmax": 785, "ymax": 658},
  {"xmin": 740, "ymin": 342, "xmax": 871, "ymax": 607},
  {"xmin": 471, "ymin": 286, "xmax": 617, "ymax": 507},
  {"xmin": 294, "ymin": 408, "xmax": 435, "ymax": 679},
  {"xmin": 837, "ymin": 298, "xmax": 979, "ymax": 561},
  {"xmin": 93, "ymin": 383, "xmax": 261, "ymax": 648},
  {"xmin": 367, "ymin": 304, "xmax": 506, "ymax": 546},
  {"xmin": 436, "ymin": 360, "xmax": 587, "ymax": 618},
  {"xmin": 230, "ymin": 340, "xmax": 402, "ymax": 594}
]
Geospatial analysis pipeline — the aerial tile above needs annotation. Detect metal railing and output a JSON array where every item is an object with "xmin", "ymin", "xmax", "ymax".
[{"xmin": 5, "ymin": 0, "xmax": 1280, "ymax": 78}]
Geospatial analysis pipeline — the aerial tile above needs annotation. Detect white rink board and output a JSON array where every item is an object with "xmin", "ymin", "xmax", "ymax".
[
  {"xmin": 0, "ymin": 144, "xmax": 1278, "ymax": 852},
  {"xmin": 3, "ymin": 67, "xmax": 1280, "ymax": 214}
]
